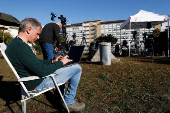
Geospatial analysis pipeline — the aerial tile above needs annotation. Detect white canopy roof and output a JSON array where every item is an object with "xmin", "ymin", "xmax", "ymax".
[{"xmin": 120, "ymin": 10, "xmax": 169, "ymax": 29}]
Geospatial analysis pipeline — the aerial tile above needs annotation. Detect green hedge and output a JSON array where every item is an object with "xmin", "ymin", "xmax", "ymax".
[{"xmin": 0, "ymin": 30, "xmax": 13, "ymax": 45}]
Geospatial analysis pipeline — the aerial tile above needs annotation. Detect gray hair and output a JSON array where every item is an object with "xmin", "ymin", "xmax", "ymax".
[{"xmin": 19, "ymin": 18, "xmax": 42, "ymax": 32}]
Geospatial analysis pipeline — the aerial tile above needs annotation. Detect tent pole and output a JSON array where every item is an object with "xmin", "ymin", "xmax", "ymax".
[
  {"xmin": 168, "ymin": 18, "xmax": 169, "ymax": 57},
  {"xmin": 129, "ymin": 22, "xmax": 131, "ymax": 57}
]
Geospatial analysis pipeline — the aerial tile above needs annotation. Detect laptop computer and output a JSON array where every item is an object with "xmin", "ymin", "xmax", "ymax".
[{"xmin": 64, "ymin": 46, "xmax": 85, "ymax": 66}]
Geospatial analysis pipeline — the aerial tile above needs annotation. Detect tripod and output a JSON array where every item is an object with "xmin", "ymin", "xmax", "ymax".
[
  {"xmin": 80, "ymin": 33, "xmax": 87, "ymax": 46},
  {"xmin": 68, "ymin": 33, "xmax": 76, "ymax": 49},
  {"xmin": 72, "ymin": 33, "xmax": 76, "ymax": 45},
  {"xmin": 58, "ymin": 15, "xmax": 70, "ymax": 51}
]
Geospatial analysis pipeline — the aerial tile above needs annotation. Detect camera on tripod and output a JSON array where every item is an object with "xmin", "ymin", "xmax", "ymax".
[
  {"xmin": 58, "ymin": 15, "xmax": 67, "ymax": 25},
  {"xmin": 51, "ymin": 12, "xmax": 57, "ymax": 21},
  {"xmin": 72, "ymin": 33, "xmax": 76, "ymax": 39},
  {"xmin": 58, "ymin": 15, "xmax": 67, "ymax": 39}
]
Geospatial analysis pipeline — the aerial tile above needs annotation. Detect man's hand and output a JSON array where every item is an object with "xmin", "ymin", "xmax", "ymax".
[
  {"xmin": 52, "ymin": 55, "xmax": 72, "ymax": 65},
  {"xmin": 52, "ymin": 55, "xmax": 63, "ymax": 63},
  {"xmin": 60, "ymin": 55, "xmax": 72, "ymax": 65}
]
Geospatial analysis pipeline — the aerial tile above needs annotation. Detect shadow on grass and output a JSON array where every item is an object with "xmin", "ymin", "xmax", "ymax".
[
  {"xmin": 0, "ymin": 75, "xmax": 68, "ymax": 113},
  {"xmin": 0, "ymin": 75, "xmax": 22, "ymax": 113},
  {"xmin": 81, "ymin": 58, "xmax": 101, "ymax": 65},
  {"xmin": 80, "ymin": 61, "xmax": 100, "ymax": 65},
  {"xmin": 43, "ymin": 91, "xmax": 67, "ymax": 113},
  {"xmin": 119, "ymin": 56, "xmax": 170, "ymax": 65},
  {"xmin": 43, "ymin": 91, "xmax": 82, "ymax": 113}
]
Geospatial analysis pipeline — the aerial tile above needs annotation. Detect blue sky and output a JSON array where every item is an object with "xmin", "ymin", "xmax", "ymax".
[{"xmin": 1, "ymin": 0, "xmax": 170, "ymax": 26}]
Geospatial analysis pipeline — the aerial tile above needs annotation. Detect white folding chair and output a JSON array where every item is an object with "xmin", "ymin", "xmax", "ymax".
[{"xmin": 0, "ymin": 42, "xmax": 70, "ymax": 113}]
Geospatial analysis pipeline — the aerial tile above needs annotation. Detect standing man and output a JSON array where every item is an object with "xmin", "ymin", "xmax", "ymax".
[
  {"xmin": 39, "ymin": 22, "xmax": 62, "ymax": 60},
  {"xmin": 39, "ymin": 22, "xmax": 65, "ymax": 98},
  {"xmin": 5, "ymin": 18, "xmax": 85, "ymax": 112}
]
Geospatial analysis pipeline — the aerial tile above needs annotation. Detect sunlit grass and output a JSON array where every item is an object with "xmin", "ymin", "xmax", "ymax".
[{"xmin": 0, "ymin": 56, "xmax": 170, "ymax": 112}]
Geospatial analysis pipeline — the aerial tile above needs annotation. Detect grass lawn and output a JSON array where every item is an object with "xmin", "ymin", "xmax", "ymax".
[{"xmin": 0, "ymin": 55, "xmax": 170, "ymax": 113}]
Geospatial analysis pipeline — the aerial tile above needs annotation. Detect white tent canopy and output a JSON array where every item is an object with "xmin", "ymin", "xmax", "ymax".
[
  {"xmin": 120, "ymin": 10, "xmax": 169, "ymax": 57},
  {"xmin": 120, "ymin": 10, "xmax": 169, "ymax": 29}
]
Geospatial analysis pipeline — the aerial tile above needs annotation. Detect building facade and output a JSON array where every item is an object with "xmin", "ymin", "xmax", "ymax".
[
  {"xmin": 66, "ymin": 20, "xmax": 102, "ymax": 53},
  {"xmin": 1, "ymin": 19, "xmax": 168, "ymax": 55},
  {"xmin": 66, "ymin": 20, "xmax": 102, "ymax": 45},
  {"xmin": 66, "ymin": 19, "xmax": 157, "ymax": 54}
]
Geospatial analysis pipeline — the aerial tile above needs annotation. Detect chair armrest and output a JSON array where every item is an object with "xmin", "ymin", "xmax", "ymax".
[
  {"xmin": 18, "ymin": 76, "xmax": 40, "ymax": 82},
  {"xmin": 41, "ymin": 73, "xmax": 57, "ymax": 78},
  {"xmin": 18, "ymin": 73, "xmax": 57, "ymax": 82}
]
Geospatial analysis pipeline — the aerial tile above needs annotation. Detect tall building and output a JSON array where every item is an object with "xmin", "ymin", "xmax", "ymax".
[
  {"xmin": 66, "ymin": 19, "xmax": 157, "ymax": 54},
  {"xmin": 66, "ymin": 20, "xmax": 102, "ymax": 53},
  {"xmin": 66, "ymin": 20, "xmax": 102, "ymax": 45},
  {"xmin": 1, "ymin": 19, "xmax": 168, "ymax": 54},
  {"xmin": 66, "ymin": 23, "xmax": 83, "ymax": 45}
]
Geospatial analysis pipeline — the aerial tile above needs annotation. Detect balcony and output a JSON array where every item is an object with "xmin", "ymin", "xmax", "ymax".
[
  {"xmin": 82, "ymin": 23, "xmax": 89, "ymax": 26},
  {"xmin": 83, "ymin": 27, "xmax": 89, "ymax": 31},
  {"xmin": 91, "ymin": 35, "xmax": 97, "ymax": 39},
  {"xmin": 90, "ymin": 26, "xmax": 97, "ymax": 31},
  {"xmin": 90, "ymin": 31, "xmax": 97, "ymax": 35},
  {"xmin": 84, "ymin": 31, "xmax": 89, "ymax": 35},
  {"xmin": 90, "ymin": 23, "xmax": 97, "ymax": 26}
]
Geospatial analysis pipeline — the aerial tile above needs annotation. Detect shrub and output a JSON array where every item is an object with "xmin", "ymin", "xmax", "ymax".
[
  {"xmin": 96, "ymin": 34, "xmax": 117, "ymax": 44},
  {"xmin": 0, "ymin": 30, "xmax": 13, "ymax": 45}
]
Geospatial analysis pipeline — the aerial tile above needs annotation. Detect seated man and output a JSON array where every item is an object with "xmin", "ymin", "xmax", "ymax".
[{"xmin": 5, "ymin": 18, "xmax": 85, "ymax": 112}]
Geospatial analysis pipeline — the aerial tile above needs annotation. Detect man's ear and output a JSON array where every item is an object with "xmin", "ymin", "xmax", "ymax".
[{"xmin": 26, "ymin": 27, "xmax": 32, "ymax": 34}]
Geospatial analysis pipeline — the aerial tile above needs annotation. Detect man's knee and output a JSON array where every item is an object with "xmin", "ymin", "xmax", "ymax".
[
  {"xmin": 68, "ymin": 64, "xmax": 82, "ymax": 75},
  {"xmin": 74, "ymin": 64, "xmax": 82, "ymax": 72}
]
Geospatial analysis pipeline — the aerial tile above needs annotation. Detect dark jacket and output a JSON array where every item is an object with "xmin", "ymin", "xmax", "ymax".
[{"xmin": 39, "ymin": 23, "xmax": 61, "ymax": 45}]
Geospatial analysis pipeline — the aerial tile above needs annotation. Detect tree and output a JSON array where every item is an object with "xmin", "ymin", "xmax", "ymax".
[
  {"xmin": 152, "ymin": 28, "xmax": 160, "ymax": 38},
  {"xmin": 60, "ymin": 35, "xmax": 65, "ymax": 42},
  {"xmin": 32, "ymin": 40, "xmax": 42, "ymax": 54},
  {"xmin": 0, "ymin": 30, "xmax": 13, "ymax": 45},
  {"xmin": 96, "ymin": 34, "xmax": 117, "ymax": 44},
  {"xmin": 95, "ymin": 34, "xmax": 117, "ymax": 48},
  {"xmin": 150, "ymin": 28, "xmax": 169, "ymax": 56},
  {"xmin": 158, "ymin": 29, "xmax": 169, "ymax": 55}
]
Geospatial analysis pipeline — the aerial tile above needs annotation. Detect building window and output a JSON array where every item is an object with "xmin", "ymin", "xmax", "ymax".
[
  {"xmin": 105, "ymin": 29, "xmax": 108, "ymax": 32},
  {"xmin": 104, "ymin": 25, "xmax": 108, "ymax": 28},
  {"xmin": 117, "ymin": 24, "xmax": 121, "ymax": 27},
  {"xmin": 101, "ymin": 29, "xmax": 104, "ymax": 33},
  {"xmin": 113, "ymin": 24, "xmax": 116, "ymax": 27},
  {"xmin": 109, "ymin": 29, "xmax": 112, "ymax": 32},
  {"xmin": 101, "ymin": 25, "xmax": 105, "ymax": 28}
]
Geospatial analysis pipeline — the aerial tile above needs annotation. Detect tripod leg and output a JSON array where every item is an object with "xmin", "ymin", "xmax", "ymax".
[
  {"xmin": 85, "ymin": 39, "xmax": 87, "ymax": 46},
  {"xmin": 80, "ymin": 38, "xmax": 83, "ymax": 46},
  {"xmin": 82, "ymin": 39, "xmax": 84, "ymax": 46},
  {"xmin": 81, "ymin": 39, "xmax": 85, "ymax": 46}
]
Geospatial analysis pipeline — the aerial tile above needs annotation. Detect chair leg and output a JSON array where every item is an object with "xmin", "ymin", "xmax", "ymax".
[
  {"xmin": 22, "ymin": 100, "xmax": 26, "ymax": 113},
  {"xmin": 51, "ymin": 76, "xmax": 70, "ymax": 113}
]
